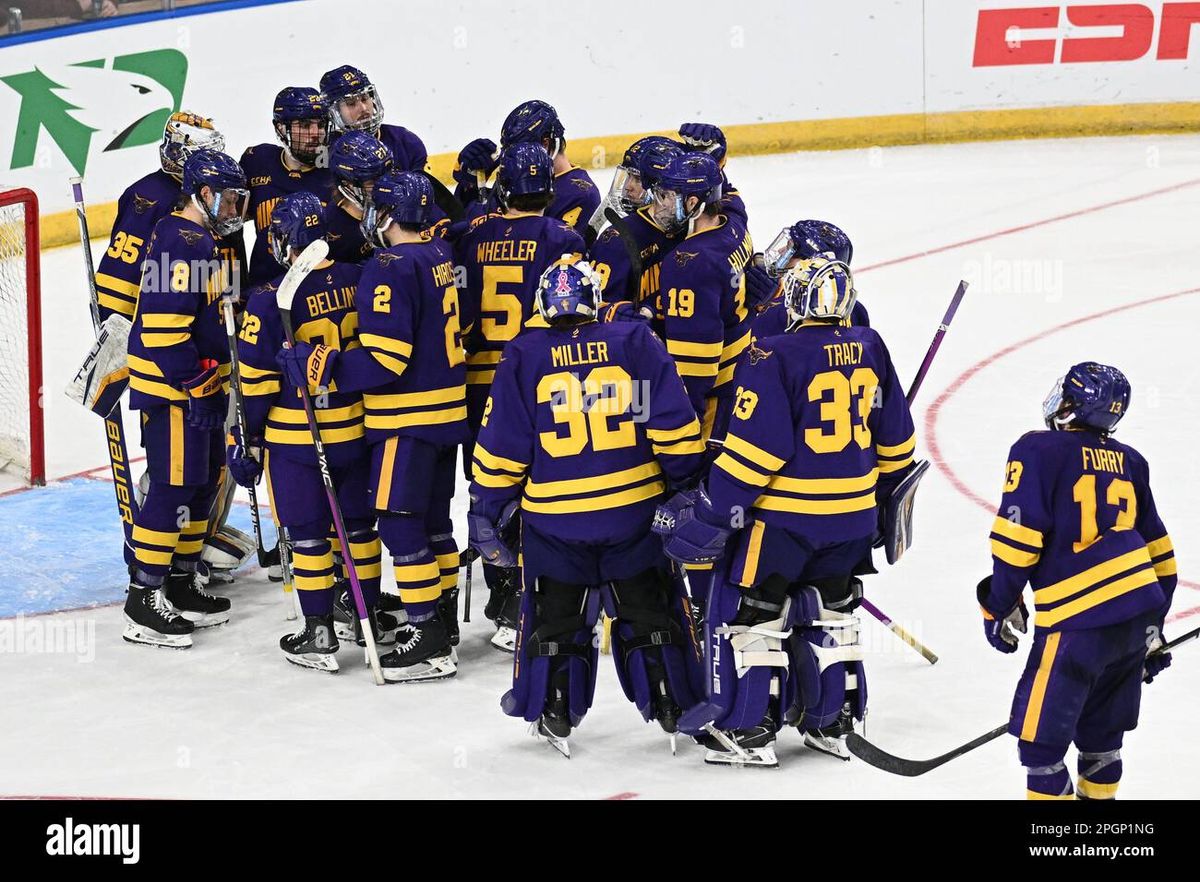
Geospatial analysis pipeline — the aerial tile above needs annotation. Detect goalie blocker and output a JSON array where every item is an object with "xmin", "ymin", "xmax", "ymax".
[{"xmin": 877, "ymin": 459, "xmax": 929, "ymax": 565}]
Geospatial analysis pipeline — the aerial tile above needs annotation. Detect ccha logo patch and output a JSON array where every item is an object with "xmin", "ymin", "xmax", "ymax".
[{"xmin": 2, "ymin": 48, "xmax": 187, "ymax": 175}]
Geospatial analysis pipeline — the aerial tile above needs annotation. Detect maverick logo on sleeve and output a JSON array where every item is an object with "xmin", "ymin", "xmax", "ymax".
[{"xmin": 2, "ymin": 49, "xmax": 187, "ymax": 175}]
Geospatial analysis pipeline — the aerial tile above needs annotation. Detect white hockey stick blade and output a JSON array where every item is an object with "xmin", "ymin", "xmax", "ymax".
[{"xmin": 275, "ymin": 239, "xmax": 330, "ymax": 313}]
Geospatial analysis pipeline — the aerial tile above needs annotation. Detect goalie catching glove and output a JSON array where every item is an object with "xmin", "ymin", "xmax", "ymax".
[
  {"xmin": 651, "ymin": 485, "xmax": 733, "ymax": 565},
  {"xmin": 467, "ymin": 499, "xmax": 520, "ymax": 568}
]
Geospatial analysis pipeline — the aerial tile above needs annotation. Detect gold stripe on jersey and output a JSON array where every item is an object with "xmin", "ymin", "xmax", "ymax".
[
  {"xmin": 753, "ymin": 490, "xmax": 876, "ymax": 515},
  {"xmin": 667, "ymin": 339, "xmax": 722, "ymax": 359},
  {"xmin": 524, "ymin": 461, "xmax": 662, "ymax": 499},
  {"xmin": 647, "ymin": 419, "xmax": 705, "ymax": 457},
  {"xmin": 675, "ymin": 360, "xmax": 718, "ymax": 379},
  {"xmin": 768, "ymin": 469, "xmax": 880, "ymax": 494},
  {"xmin": 712, "ymin": 452, "xmax": 771, "ymax": 488},
  {"xmin": 269, "ymin": 403, "xmax": 364, "ymax": 424},
  {"xmin": 715, "ymin": 331, "xmax": 752, "ymax": 386},
  {"xmin": 991, "ymin": 516, "xmax": 1044, "ymax": 549},
  {"xmin": 366, "ymin": 386, "xmax": 465, "ymax": 410},
  {"xmin": 723, "ymin": 432, "xmax": 787, "ymax": 472},
  {"xmin": 98, "ymin": 293, "xmax": 137, "ymax": 317},
  {"xmin": 266, "ymin": 424, "xmax": 364, "ymax": 445},
  {"xmin": 1032, "ymin": 548, "xmax": 1155, "ymax": 606},
  {"xmin": 141, "ymin": 331, "xmax": 191, "ymax": 348},
  {"xmin": 240, "ymin": 361, "xmax": 282, "ymax": 396},
  {"xmin": 991, "ymin": 539, "xmax": 1040, "ymax": 568},
  {"xmin": 877, "ymin": 435, "xmax": 916, "ymax": 457},
  {"xmin": 360, "ymin": 333, "xmax": 414, "ymax": 358},
  {"xmin": 364, "ymin": 404, "xmax": 468, "ymax": 432},
  {"xmin": 472, "ymin": 441, "xmax": 528, "ymax": 489},
  {"xmin": 96, "ymin": 272, "xmax": 140, "ymax": 297},
  {"xmin": 141, "ymin": 312, "xmax": 193, "ymax": 329},
  {"xmin": 473, "ymin": 443, "xmax": 528, "ymax": 475},
  {"xmin": 1034, "ymin": 569, "xmax": 1159, "ymax": 629},
  {"xmin": 1146, "ymin": 534, "xmax": 1177, "ymax": 577},
  {"xmin": 522, "ymin": 480, "xmax": 665, "ymax": 514}
]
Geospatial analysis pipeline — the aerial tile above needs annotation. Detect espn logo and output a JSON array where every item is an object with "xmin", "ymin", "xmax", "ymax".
[{"xmin": 973, "ymin": 3, "xmax": 1200, "ymax": 66}]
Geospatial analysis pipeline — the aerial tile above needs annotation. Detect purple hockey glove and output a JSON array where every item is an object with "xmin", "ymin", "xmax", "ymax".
[
  {"xmin": 468, "ymin": 500, "xmax": 519, "ymax": 569},
  {"xmin": 678, "ymin": 123, "xmax": 727, "ymax": 164},
  {"xmin": 977, "ymin": 576, "xmax": 1027, "ymax": 654},
  {"xmin": 1144, "ymin": 633, "xmax": 1172, "ymax": 683},
  {"xmin": 225, "ymin": 426, "xmax": 262, "ymax": 488},
  {"xmin": 652, "ymin": 486, "xmax": 733, "ymax": 565},
  {"xmin": 276, "ymin": 342, "xmax": 338, "ymax": 392},
  {"xmin": 599, "ymin": 301, "xmax": 653, "ymax": 325},
  {"xmin": 453, "ymin": 137, "xmax": 499, "ymax": 188},
  {"xmin": 743, "ymin": 258, "xmax": 777, "ymax": 310},
  {"xmin": 182, "ymin": 360, "xmax": 227, "ymax": 431}
]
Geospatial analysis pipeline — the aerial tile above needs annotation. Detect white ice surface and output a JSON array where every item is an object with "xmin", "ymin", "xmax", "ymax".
[{"xmin": 2, "ymin": 134, "xmax": 1198, "ymax": 798}]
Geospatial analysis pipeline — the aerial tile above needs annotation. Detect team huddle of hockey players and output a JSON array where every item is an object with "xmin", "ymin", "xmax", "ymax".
[{"xmin": 91, "ymin": 64, "xmax": 1179, "ymax": 794}]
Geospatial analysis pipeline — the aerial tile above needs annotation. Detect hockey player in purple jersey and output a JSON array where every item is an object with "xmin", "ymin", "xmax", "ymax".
[
  {"xmin": 978, "ymin": 363, "xmax": 1176, "ymax": 799},
  {"xmin": 588, "ymin": 136, "xmax": 683, "ymax": 306},
  {"xmin": 227, "ymin": 193, "xmax": 390, "ymax": 672},
  {"xmin": 650, "ymin": 153, "xmax": 753, "ymax": 442},
  {"xmin": 467, "ymin": 258, "xmax": 706, "ymax": 756},
  {"xmin": 240, "ymin": 87, "xmax": 334, "ymax": 286},
  {"xmin": 96, "ymin": 112, "xmax": 236, "ymax": 323},
  {"xmin": 122, "ymin": 150, "xmax": 249, "ymax": 648},
  {"xmin": 278, "ymin": 171, "xmax": 469, "ymax": 683},
  {"xmin": 453, "ymin": 100, "xmax": 600, "ymax": 237},
  {"xmin": 320, "ymin": 65, "xmax": 428, "ymax": 174},
  {"xmin": 653, "ymin": 259, "xmax": 916, "ymax": 767},
  {"xmin": 325, "ymin": 131, "xmax": 392, "ymax": 265},
  {"xmin": 455, "ymin": 142, "xmax": 586, "ymax": 649}
]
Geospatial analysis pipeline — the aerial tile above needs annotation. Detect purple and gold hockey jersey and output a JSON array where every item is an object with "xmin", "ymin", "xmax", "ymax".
[
  {"xmin": 984, "ymin": 430, "xmax": 1175, "ymax": 632},
  {"xmin": 707, "ymin": 323, "xmax": 915, "ymax": 543},
  {"xmin": 325, "ymin": 199, "xmax": 375, "ymax": 265},
  {"xmin": 333, "ymin": 238, "xmax": 470, "ymax": 445},
  {"xmin": 551, "ymin": 165, "xmax": 601, "ymax": 236},
  {"xmin": 240, "ymin": 144, "xmax": 335, "ymax": 287},
  {"xmin": 96, "ymin": 170, "xmax": 244, "ymax": 322},
  {"xmin": 236, "ymin": 260, "xmax": 365, "ymax": 466},
  {"xmin": 750, "ymin": 293, "xmax": 870, "ymax": 344},
  {"xmin": 454, "ymin": 212, "xmax": 585, "ymax": 387},
  {"xmin": 588, "ymin": 205, "xmax": 677, "ymax": 306},
  {"xmin": 655, "ymin": 215, "xmax": 754, "ymax": 433},
  {"xmin": 470, "ymin": 320, "xmax": 705, "ymax": 543},
  {"xmin": 127, "ymin": 213, "xmax": 232, "ymax": 410}
]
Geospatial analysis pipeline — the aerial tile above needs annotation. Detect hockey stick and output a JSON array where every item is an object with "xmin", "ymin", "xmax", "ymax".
[
  {"xmin": 275, "ymin": 240, "xmax": 384, "ymax": 684},
  {"xmin": 69, "ymin": 177, "xmax": 139, "ymax": 547},
  {"xmin": 219, "ymin": 292, "xmax": 269, "ymax": 569},
  {"xmin": 859, "ymin": 598, "xmax": 938, "ymax": 664},
  {"xmin": 848, "ymin": 624, "xmax": 1200, "ymax": 776},
  {"xmin": 459, "ymin": 547, "xmax": 478, "ymax": 623},
  {"xmin": 278, "ymin": 525, "xmax": 298, "ymax": 621},
  {"xmin": 604, "ymin": 207, "xmax": 644, "ymax": 304}
]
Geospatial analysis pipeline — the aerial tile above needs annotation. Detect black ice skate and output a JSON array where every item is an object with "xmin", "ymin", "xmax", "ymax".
[
  {"xmin": 802, "ymin": 700, "xmax": 856, "ymax": 761},
  {"xmin": 699, "ymin": 723, "xmax": 779, "ymax": 769},
  {"xmin": 333, "ymin": 586, "xmax": 403, "ymax": 646},
  {"xmin": 439, "ymin": 587, "xmax": 460, "ymax": 647},
  {"xmin": 280, "ymin": 615, "xmax": 340, "ymax": 673},
  {"xmin": 380, "ymin": 617, "xmax": 456, "ymax": 683},
  {"xmin": 123, "ymin": 583, "xmax": 194, "ymax": 649},
  {"xmin": 531, "ymin": 686, "xmax": 572, "ymax": 759},
  {"xmin": 484, "ymin": 567, "xmax": 520, "ymax": 653},
  {"xmin": 164, "ymin": 571, "xmax": 230, "ymax": 628}
]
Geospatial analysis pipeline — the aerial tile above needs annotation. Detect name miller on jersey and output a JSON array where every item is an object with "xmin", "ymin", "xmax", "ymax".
[{"xmin": 550, "ymin": 340, "xmax": 610, "ymax": 368}]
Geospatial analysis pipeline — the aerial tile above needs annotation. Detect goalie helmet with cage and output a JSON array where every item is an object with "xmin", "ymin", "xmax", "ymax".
[
  {"xmin": 273, "ymin": 86, "xmax": 330, "ymax": 166},
  {"xmin": 360, "ymin": 170, "xmax": 433, "ymax": 246},
  {"xmin": 269, "ymin": 192, "xmax": 326, "ymax": 267},
  {"xmin": 781, "ymin": 254, "xmax": 857, "ymax": 326},
  {"xmin": 320, "ymin": 64, "xmax": 385, "ymax": 135},
  {"xmin": 329, "ymin": 131, "xmax": 393, "ymax": 213},
  {"xmin": 160, "ymin": 112, "xmax": 225, "ymax": 181},
  {"xmin": 1042, "ymin": 362, "xmax": 1131, "ymax": 434},
  {"xmin": 181, "ymin": 149, "xmax": 248, "ymax": 238},
  {"xmin": 535, "ymin": 258, "xmax": 603, "ymax": 323}
]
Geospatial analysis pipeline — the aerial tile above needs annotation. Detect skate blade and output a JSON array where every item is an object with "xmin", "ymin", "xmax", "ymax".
[
  {"xmin": 803, "ymin": 732, "xmax": 851, "ymax": 761},
  {"xmin": 122, "ymin": 621, "xmax": 192, "ymax": 649},
  {"xmin": 703, "ymin": 746, "xmax": 779, "ymax": 768},
  {"xmin": 177, "ymin": 609, "xmax": 230, "ymax": 628},
  {"xmin": 529, "ymin": 722, "xmax": 571, "ymax": 758},
  {"xmin": 381, "ymin": 654, "xmax": 457, "ymax": 683},
  {"xmin": 490, "ymin": 625, "xmax": 516, "ymax": 653},
  {"xmin": 282, "ymin": 650, "xmax": 339, "ymax": 673}
]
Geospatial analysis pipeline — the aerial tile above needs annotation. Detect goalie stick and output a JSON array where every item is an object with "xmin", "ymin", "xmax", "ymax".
[
  {"xmin": 848, "ymin": 624, "xmax": 1200, "ymax": 776},
  {"xmin": 69, "ymin": 177, "xmax": 140, "ymax": 547},
  {"xmin": 276, "ymin": 239, "xmax": 385, "ymax": 685}
]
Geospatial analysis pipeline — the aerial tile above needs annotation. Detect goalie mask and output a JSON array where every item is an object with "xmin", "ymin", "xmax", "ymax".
[
  {"xmin": 781, "ymin": 255, "xmax": 857, "ymax": 326},
  {"xmin": 160, "ymin": 111, "xmax": 225, "ymax": 181},
  {"xmin": 535, "ymin": 257, "xmax": 603, "ymax": 323}
]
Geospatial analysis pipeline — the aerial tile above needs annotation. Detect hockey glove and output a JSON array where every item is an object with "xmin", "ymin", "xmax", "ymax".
[
  {"xmin": 599, "ymin": 301, "xmax": 653, "ymax": 324},
  {"xmin": 652, "ymin": 485, "xmax": 733, "ymax": 565},
  {"xmin": 453, "ymin": 137, "xmax": 499, "ymax": 189},
  {"xmin": 467, "ymin": 499, "xmax": 520, "ymax": 569},
  {"xmin": 276, "ymin": 341, "xmax": 338, "ymax": 393},
  {"xmin": 678, "ymin": 123, "xmax": 727, "ymax": 165},
  {"xmin": 182, "ymin": 360, "xmax": 227, "ymax": 431},
  {"xmin": 977, "ymin": 576, "xmax": 1027, "ymax": 653},
  {"xmin": 743, "ymin": 258, "xmax": 777, "ymax": 311},
  {"xmin": 226, "ymin": 426, "xmax": 263, "ymax": 488},
  {"xmin": 1144, "ymin": 632, "xmax": 1173, "ymax": 683}
]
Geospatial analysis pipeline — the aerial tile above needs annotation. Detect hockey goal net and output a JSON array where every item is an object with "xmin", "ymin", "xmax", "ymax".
[{"xmin": 0, "ymin": 188, "xmax": 44, "ymax": 486}]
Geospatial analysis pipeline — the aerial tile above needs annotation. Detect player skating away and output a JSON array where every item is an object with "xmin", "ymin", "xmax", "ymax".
[
  {"xmin": 95, "ymin": 112, "xmax": 238, "ymax": 323},
  {"xmin": 467, "ymin": 259, "xmax": 706, "ymax": 756},
  {"xmin": 454, "ymin": 143, "xmax": 586, "ymax": 650},
  {"xmin": 588, "ymin": 136, "xmax": 683, "ymax": 307},
  {"xmin": 122, "ymin": 150, "xmax": 249, "ymax": 648},
  {"xmin": 278, "ymin": 172, "xmax": 470, "ymax": 683},
  {"xmin": 978, "ymin": 363, "xmax": 1176, "ymax": 799},
  {"xmin": 746, "ymin": 221, "xmax": 869, "ymax": 344},
  {"xmin": 654, "ymin": 259, "xmax": 916, "ymax": 767},
  {"xmin": 320, "ymin": 64, "xmax": 428, "ymax": 174},
  {"xmin": 325, "ymin": 131, "xmax": 393, "ymax": 265},
  {"xmin": 453, "ymin": 100, "xmax": 600, "ymax": 237},
  {"xmin": 240, "ymin": 88, "xmax": 334, "ymax": 287},
  {"xmin": 226, "ymin": 193, "xmax": 392, "ymax": 672}
]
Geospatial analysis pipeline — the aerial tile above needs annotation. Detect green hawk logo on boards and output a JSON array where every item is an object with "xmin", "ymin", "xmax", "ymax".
[{"xmin": 2, "ymin": 49, "xmax": 187, "ymax": 175}]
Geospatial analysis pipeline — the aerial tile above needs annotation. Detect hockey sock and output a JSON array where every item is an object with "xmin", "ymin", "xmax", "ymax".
[
  {"xmin": 290, "ymin": 529, "xmax": 336, "ymax": 616},
  {"xmin": 1020, "ymin": 740, "xmax": 1073, "ymax": 800},
  {"xmin": 130, "ymin": 482, "xmax": 195, "ymax": 582},
  {"xmin": 1077, "ymin": 732, "xmax": 1123, "ymax": 800},
  {"xmin": 430, "ymin": 530, "xmax": 459, "ymax": 598},
  {"xmin": 347, "ymin": 523, "xmax": 382, "ymax": 608},
  {"xmin": 379, "ymin": 513, "xmax": 440, "ymax": 619}
]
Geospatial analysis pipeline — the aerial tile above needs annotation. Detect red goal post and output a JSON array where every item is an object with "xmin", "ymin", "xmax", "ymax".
[{"xmin": 0, "ymin": 187, "xmax": 45, "ymax": 486}]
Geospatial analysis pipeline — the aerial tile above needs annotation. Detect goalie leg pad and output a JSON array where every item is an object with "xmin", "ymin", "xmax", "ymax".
[
  {"xmin": 783, "ymin": 584, "xmax": 867, "ymax": 732},
  {"xmin": 501, "ymin": 575, "xmax": 600, "ymax": 728},
  {"xmin": 604, "ymin": 566, "xmax": 702, "ymax": 724},
  {"xmin": 202, "ymin": 526, "xmax": 255, "ymax": 571},
  {"xmin": 680, "ymin": 574, "xmax": 791, "ymax": 735}
]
